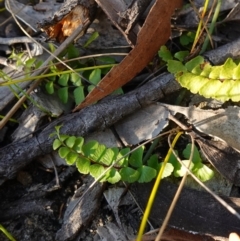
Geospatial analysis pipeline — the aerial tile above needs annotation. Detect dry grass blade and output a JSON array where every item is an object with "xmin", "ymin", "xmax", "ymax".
[{"xmin": 190, "ymin": 0, "xmax": 216, "ymax": 54}]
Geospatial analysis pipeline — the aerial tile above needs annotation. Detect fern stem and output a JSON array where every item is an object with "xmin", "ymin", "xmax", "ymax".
[
  {"xmin": 136, "ymin": 131, "xmax": 183, "ymax": 241},
  {"xmin": 0, "ymin": 224, "xmax": 16, "ymax": 241},
  {"xmin": 142, "ymin": 137, "xmax": 160, "ymax": 163},
  {"xmin": 0, "ymin": 115, "xmax": 18, "ymax": 123},
  {"xmin": 200, "ymin": 0, "xmax": 222, "ymax": 54},
  {"xmin": 0, "ymin": 64, "xmax": 116, "ymax": 86}
]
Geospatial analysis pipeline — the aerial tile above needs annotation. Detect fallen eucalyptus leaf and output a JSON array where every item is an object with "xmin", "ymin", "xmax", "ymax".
[
  {"xmin": 74, "ymin": 0, "xmax": 183, "ymax": 110},
  {"xmin": 162, "ymin": 104, "xmax": 240, "ymax": 153}
]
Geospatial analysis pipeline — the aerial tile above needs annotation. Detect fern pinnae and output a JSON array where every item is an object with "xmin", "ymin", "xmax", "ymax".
[{"xmin": 159, "ymin": 46, "xmax": 240, "ymax": 102}]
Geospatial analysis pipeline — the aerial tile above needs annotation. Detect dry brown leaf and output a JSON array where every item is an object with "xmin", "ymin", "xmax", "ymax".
[
  {"xmin": 40, "ymin": 0, "xmax": 96, "ymax": 43},
  {"xmin": 73, "ymin": 0, "xmax": 183, "ymax": 111},
  {"xmin": 43, "ymin": 5, "xmax": 89, "ymax": 43}
]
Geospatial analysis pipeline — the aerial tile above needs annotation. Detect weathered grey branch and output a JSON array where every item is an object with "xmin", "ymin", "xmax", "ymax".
[
  {"xmin": 0, "ymin": 36, "xmax": 41, "ymax": 45},
  {"xmin": 204, "ymin": 37, "xmax": 240, "ymax": 64},
  {"xmin": 0, "ymin": 73, "xmax": 179, "ymax": 183},
  {"xmin": 131, "ymin": 180, "xmax": 240, "ymax": 238},
  {"xmin": 1, "ymin": 36, "xmax": 240, "ymax": 184}
]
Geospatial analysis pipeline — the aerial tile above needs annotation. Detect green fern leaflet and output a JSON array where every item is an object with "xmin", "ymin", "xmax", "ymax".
[{"xmin": 159, "ymin": 46, "xmax": 240, "ymax": 102}]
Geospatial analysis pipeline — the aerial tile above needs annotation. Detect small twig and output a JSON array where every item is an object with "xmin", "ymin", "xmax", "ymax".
[
  {"xmin": 25, "ymin": 42, "xmax": 33, "ymax": 60},
  {"xmin": 50, "ymin": 154, "xmax": 60, "ymax": 188},
  {"xmin": 167, "ymin": 113, "xmax": 190, "ymax": 131},
  {"xmin": 0, "ymin": 36, "xmax": 42, "ymax": 45},
  {"xmin": 5, "ymin": 53, "xmax": 127, "ymax": 81}
]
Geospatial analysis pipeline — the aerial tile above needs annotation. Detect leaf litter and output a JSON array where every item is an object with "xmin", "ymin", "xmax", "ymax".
[{"xmin": 1, "ymin": 0, "xmax": 240, "ymax": 240}]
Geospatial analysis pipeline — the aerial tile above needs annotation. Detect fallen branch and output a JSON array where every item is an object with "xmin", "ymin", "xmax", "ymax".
[
  {"xmin": 0, "ymin": 73, "xmax": 179, "ymax": 184},
  {"xmin": 131, "ymin": 180, "xmax": 240, "ymax": 239}
]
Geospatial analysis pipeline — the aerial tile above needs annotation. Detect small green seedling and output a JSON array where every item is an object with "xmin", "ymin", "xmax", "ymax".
[{"xmin": 168, "ymin": 143, "xmax": 214, "ymax": 182}]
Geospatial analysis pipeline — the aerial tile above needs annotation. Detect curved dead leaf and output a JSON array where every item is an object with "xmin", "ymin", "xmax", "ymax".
[{"xmin": 73, "ymin": 0, "xmax": 183, "ymax": 111}]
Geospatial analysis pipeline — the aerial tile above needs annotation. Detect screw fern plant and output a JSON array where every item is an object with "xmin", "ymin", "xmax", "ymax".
[
  {"xmin": 2, "ymin": 43, "xmax": 117, "ymax": 107},
  {"xmin": 51, "ymin": 126, "xmax": 173, "ymax": 184},
  {"xmin": 51, "ymin": 126, "xmax": 213, "ymax": 184},
  {"xmin": 159, "ymin": 46, "xmax": 240, "ymax": 102},
  {"xmin": 44, "ymin": 44, "xmax": 118, "ymax": 105}
]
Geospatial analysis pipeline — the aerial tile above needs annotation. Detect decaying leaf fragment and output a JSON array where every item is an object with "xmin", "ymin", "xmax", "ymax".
[
  {"xmin": 40, "ymin": 0, "xmax": 96, "ymax": 42},
  {"xmin": 162, "ymin": 104, "xmax": 240, "ymax": 153},
  {"xmin": 74, "ymin": 0, "xmax": 183, "ymax": 111},
  {"xmin": 115, "ymin": 104, "xmax": 170, "ymax": 145},
  {"xmin": 93, "ymin": 0, "xmax": 139, "ymax": 46}
]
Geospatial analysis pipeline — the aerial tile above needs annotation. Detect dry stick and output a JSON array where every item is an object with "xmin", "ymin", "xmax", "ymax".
[
  {"xmin": 0, "ymin": 2, "xmax": 90, "ymax": 128},
  {"xmin": 155, "ymin": 133, "xmax": 195, "ymax": 241},
  {"xmin": 0, "ymin": 36, "xmax": 42, "ymax": 45},
  {"xmin": 0, "ymin": 79, "xmax": 42, "ymax": 129}
]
